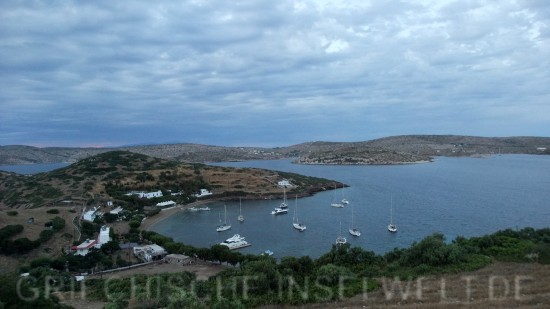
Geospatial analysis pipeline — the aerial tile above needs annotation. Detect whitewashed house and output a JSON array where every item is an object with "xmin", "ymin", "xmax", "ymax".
[
  {"xmin": 96, "ymin": 225, "xmax": 111, "ymax": 247},
  {"xmin": 194, "ymin": 189, "xmax": 213, "ymax": 198},
  {"xmin": 82, "ymin": 207, "xmax": 100, "ymax": 222},
  {"xmin": 156, "ymin": 200, "xmax": 176, "ymax": 207},
  {"xmin": 109, "ymin": 206, "xmax": 123, "ymax": 215},
  {"xmin": 71, "ymin": 239, "xmax": 98, "ymax": 256},
  {"xmin": 71, "ymin": 225, "xmax": 111, "ymax": 256},
  {"xmin": 125, "ymin": 190, "xmax": 163, "ymax": 199},
  {"xmin": 278, "ymin": 179, "xmax": 291, "ymax": 188}
]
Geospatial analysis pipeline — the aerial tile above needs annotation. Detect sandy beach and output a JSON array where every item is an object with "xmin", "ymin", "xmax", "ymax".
[{"xmin": 141, "ymin": 199, "xmax": 214, "ymax": 231}]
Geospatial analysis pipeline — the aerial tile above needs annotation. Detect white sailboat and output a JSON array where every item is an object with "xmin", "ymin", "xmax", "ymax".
[
  {"xmin": 216, "ymin": 204, "xmax": 231, "ymax": 232},
  {"xmin": 335, "ymin": 221, "xmax": 347, "ymax": 245},
  {"xmin": 271, "ymin": 188, "xmax": 289, "ymax": 215},
  {"xmin": 292, "ymin": 195, "xmax": 306, "ymax": 231},
  {"xmin": 341, "ymin": 185, "xmax": 349, "ymax": 205},
  {"xmin": 280, "ymin": 187, "xmax": 288, "ymax": 209},
  {"xmin": 387, "ymin": 196, "xmax": 397, "ymax": 233},
  {"xmin": 237, "ymin": 198, "xmax": 244, "ymax": 222},
  {"xmin": 348, "ymin": 203, "xmax": 360, "ymax": 237},
  {"xmin": 330, "ymin": 184, "xmax": 345, "ymax": 208}
]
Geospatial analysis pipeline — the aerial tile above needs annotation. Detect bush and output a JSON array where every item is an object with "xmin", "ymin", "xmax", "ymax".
[
  {"xmin": 51, "ymin": 216, "xmax": 66, "ymax": 231},
  {"xmin": 0, "ymin": 224, "xmax": 24, "ymax": 241},
  {"xmin": 128, "ymin": 220, "xmax": 141, "ymax": 229},
  {"xmin": 7, "ymin": 210, "xmax": 18, "ymax": 216},
  {"xmin": 46, "ymin": 208, "xmax": 60, "ymax": 214}
]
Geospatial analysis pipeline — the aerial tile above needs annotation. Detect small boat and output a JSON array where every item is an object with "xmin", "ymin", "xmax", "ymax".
[
  {"xmin": 263, "ymin": 249, "xmax": 274, "ymax": 256},
  {"xmin": 238, "ymin": 198, "xmax": 244, "ymax": 222},
  {"xmin": 348, "ymin": 203, "xmax": 360, "ymax": 237},
  {"xmin": 216, "ymin": 205, "xmax": 231, "ymax": 232},
  {"xmin": 199, "ymin": 207, "xmax": 211, "ymax": 211},
  {"xmin": 292, "ymin": 195, "xmax": 306, "ymax": 231},
  {"xmin": 189, "ymin": 207, "xmax": 199, "ymax": 212},
  {"xmin": 271, "ymin": 208, "xmax": 288, "ymax": 215},
  {"xmin": 388, "ymin": 196, "xmax": 397, "ymax": 233},
  {"xmin": 220, "ymin": 234, "xmax": 251, "ymax": 250},
  {"xmin": 335, "ymin": 221, "xmax": 347, "ymax": 245}
]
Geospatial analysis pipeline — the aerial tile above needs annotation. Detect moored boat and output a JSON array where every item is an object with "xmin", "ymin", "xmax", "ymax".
[{"xmin": 220, "ymin": 234, "xmax": 251, "ymax": 250}]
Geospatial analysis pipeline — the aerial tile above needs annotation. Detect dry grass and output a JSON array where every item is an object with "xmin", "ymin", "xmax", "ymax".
[
  {"xmin": 300, "ymin": 262, "xmax": 550, "ymax": 308},
  {"xmin": 0, "ymin": 204, "xmax": 81, "ymax": 272}
]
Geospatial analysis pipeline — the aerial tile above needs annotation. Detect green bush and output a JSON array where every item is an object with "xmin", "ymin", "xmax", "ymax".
[
  {"xmin": 46, "ymin": 208, "xmax": 60, "ymax": 214},
  {"xmin": 7, "ymin": 210, "xmax": 18, "ymax": 216}
]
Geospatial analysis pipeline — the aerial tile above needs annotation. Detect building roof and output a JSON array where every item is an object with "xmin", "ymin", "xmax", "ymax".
[
  {"xmin": 109, "ymin": 206, "xmax": 123, "ymax": 214},
  {"xmin": 72, "ymin": 239, "xmax": 97, "ymax": 250}
]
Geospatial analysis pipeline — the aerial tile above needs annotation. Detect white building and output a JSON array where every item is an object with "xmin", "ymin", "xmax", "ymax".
[
  {"xmin": 156, "ymin": 200, "xmax": 176, "ymax": 207},
  {"xmin": 106, "ymin": 200, "xmax": 113, "ymax": 207},
  {"xmin": 96, "ymin": 225, "xmax": 111, "ymax": 247},
  {"xmin": 82, "ymin": 207, "xmax": 100, "ymax": 222},
  {"xmin": 133, "ymin": 244, "xmax": 167, "ymax": 262},
  {"xmin": 71, "ymin": 225, "xmax": 111, "ymax": 256},
  {"xmin": 109, "ymin": 206, "xmax": 123, "ymax": 215},
  {"xmin": 71, "ymin": 239, "xmax": 98, "ymax": 256},
  {"xmin": 194, "ymin": 189, "xmax": 213, "ymax": 198},
  {"xmin": 125, "ymin": 190, "xmax": 163, "ymax": 199},
  {"xmin": 278, "ymin": 179, "xmax": 291, "ymax": 188}
]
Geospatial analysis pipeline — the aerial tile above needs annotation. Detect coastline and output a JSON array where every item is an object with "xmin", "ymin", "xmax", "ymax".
[
  {"xmin": 140, "ymin": 199, "xmax": 214, "ymax": 231},
  {"xmin": 294, "ymin": 159, "xmax": 433, "ymax": 165}
]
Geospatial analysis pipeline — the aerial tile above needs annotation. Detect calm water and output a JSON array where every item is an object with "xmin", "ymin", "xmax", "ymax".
[
  {"xmin": 0, "ymin": 162, "xmax": 69, "ymax": 174},
  {"xmin": 4, "ymin": 156, "xmax": 548, "ymax": 259},
  {"xmin": 151, "ymin": 155, "xmax": 550, "ymax": 259}
]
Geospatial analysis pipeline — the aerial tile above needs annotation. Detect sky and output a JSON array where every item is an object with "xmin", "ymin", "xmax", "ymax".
[{"xmin": 1, "ymin": 0, "xmax": 549, "ymax": 148}]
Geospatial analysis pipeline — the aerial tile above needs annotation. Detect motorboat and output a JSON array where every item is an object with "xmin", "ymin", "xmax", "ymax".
[{"xmin": 220, "ymin": 234, "xmax": 251, "ymax": 250}]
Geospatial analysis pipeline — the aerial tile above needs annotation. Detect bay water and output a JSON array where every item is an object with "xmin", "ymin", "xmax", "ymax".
[
  {"xmin": 152, "ymin": 155, "xmax": 550, "ymax": 258},
  {"xmin": 3, "ymin": 155, "xmax": 548, "ymax": 259}
]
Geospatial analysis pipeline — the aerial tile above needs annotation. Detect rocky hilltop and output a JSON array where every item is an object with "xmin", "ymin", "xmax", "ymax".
[{"xmin": 1, "ymin": 135, "xmax": 548, "ymax": 166}]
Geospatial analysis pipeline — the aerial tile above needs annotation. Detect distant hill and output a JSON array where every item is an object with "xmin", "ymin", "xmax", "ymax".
[
  {"xmin": 0, "ymin": 151, "xmax": 338, "ymax": 208},
  {"xmin": 1, "ymin": 135, "xmax": 549, "ymax": 165}
]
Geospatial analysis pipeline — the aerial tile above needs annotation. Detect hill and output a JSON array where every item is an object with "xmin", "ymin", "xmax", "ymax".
[
  {"xmin": 1, "ymin": 135, "xmax": 549, "ymax": 166},
  {"xmin": 0, "ymin": 151, "xmax": 339, "ymax": 209}
]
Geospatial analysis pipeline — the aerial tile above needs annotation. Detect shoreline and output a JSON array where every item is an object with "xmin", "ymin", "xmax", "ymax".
[{"xmin": 140, "ymin": 199, "xmax": 215, "ymax": 231}]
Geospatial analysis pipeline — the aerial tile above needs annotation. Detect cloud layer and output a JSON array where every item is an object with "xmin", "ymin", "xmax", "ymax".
[{"xmin": 1, "ymin": 0, "xmax": 549, "ymax": 147}]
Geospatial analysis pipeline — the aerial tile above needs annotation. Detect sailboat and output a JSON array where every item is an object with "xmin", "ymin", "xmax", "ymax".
[
  {"xmin": 216, "ymin": 204, "xmax": 231, "ymax": 232},
  {"xmin": 237, "ymin": 198, "xmax": 244, "ymax": 222},
  {"xmin": 335, "ymin": 221, "xmax": 347, "ymax": 245},
  {"xmin": 292, "ymin": 195, "xmax": 306, "ymax": 231},
  {"xmin": 387, "ymin": 196, "xmax": 397, "ymax": 233},
  {"xmin": 341, "ymin": 185, "xmax": 349, "ymax": 205},
  {"xmin": 330, "ymin": 184, "xmax": 345, "ymax": 208},
  {"xmin": 280, "ymin": 187, "xmax": 288, "ymax": 209},
  {"xmin": 348, "ymin": 203, "xmax": 360, "ymax": 236},
  {"xmin": 271, "ymin": 188, "xmax": 289, "ymax": 215}
]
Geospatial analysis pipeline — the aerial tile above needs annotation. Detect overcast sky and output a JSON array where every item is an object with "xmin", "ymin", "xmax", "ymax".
[{"xmin": 1, "ymin": 0, "xmax": 549, "ymax": 148}]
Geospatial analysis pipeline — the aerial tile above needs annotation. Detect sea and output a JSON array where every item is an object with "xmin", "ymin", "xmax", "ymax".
[{"xmin": 3, "ymin": 155, "xmax": 549, "ymax": 259}]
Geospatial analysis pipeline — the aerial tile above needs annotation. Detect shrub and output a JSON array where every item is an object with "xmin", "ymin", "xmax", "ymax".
[
  {"xmin": 7, "ymin": 210, "xmax": 18, "ymax": 216},
  {"xmin": 46, "ymin": 209, "xmax": 59, "ymax": 214}
]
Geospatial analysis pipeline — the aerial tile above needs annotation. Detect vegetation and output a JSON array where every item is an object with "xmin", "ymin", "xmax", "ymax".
[
  {"xmin": 0, "ymin": 151, "xmax": 338, "ymax": 209},
  {"xmin": 1, "ymin": 226, "xmax": 547, "ymax": 307},
  {"xmin": 0, "ymin": 218, "xmax": 66, "ymax": 255},
  {"xmin": 56, "ymin": 227, "xmax": 546, "ymax": 308}
]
